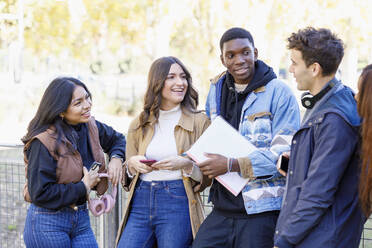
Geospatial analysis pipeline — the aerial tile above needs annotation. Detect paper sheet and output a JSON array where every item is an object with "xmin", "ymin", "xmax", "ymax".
[{"xmin": 186, "ymin": 116, "xmax": 257, "ymax": 196}]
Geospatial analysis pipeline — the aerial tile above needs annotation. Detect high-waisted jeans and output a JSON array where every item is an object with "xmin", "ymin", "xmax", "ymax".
[
  {"xmin": 24, "ymin": 203, "xmax": 98, "ymax": 248},
  {"xmin": 118, "ymin": 179, "xmax": 192, "ymax": 248}
]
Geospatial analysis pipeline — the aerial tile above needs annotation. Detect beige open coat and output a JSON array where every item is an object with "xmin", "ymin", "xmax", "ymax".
[{"xmin": 116, "ymin": 108, "xmax": 211, "ymax": 246}]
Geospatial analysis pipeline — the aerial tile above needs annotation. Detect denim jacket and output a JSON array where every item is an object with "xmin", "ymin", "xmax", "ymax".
[{"xmin": 206, "ymin": 73, "xmax": 300, "ymax": 214}]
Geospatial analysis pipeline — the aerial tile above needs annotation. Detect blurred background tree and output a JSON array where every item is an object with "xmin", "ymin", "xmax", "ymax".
[{"xmin": 0, "ymin": 0, "xmax": 371, "ymax": 142}]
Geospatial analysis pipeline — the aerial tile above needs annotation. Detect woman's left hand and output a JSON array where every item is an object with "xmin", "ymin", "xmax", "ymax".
[
  {"xmin": 108, "ymin": 157, "xmax": 123, "ymax": 186},
  {"xmin": 152, "ymin": 156, "xmax": 192, "ymax": 171}
]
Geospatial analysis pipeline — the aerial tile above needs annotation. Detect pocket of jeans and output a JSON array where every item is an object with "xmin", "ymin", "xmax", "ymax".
[{"xmin": 165, "ymin": 185, "xmax": 187, "ymax": 199}]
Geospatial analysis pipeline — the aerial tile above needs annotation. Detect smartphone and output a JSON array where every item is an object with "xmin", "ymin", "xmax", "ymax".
[
  {"xmin": 278, "ymin": 155, "xmax": 289, "ymax": 173},
  {"xmin": 140, "ymin": 159, "xmax": 157, "ymax": 166},
  {"xmin": 90, "ymin": 161, "xmax": 102, "ymax": 172}
]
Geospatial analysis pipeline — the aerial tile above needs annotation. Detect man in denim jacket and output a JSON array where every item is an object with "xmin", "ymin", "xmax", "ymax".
[
  {"xmin": 274, "ymin": 27, "xmax": 365, "ymax": 248},
  {"xmin": 193, "ymin": 27, "xmax": 300, "ymax": 248}
]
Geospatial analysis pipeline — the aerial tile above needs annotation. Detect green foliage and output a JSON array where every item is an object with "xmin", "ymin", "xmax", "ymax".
[
  {"xmin": 7, "ymin": 224, "xmax": 16, "ymax": 231},
  {"xmin": 1, "ymin": 0, "xmax": 371, "ymax": 98}
]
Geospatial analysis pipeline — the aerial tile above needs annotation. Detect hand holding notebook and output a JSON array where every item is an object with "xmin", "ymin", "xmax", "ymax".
[{"xmin": 186, "ymin": 116, "xmax": 257, "ymax": 196}]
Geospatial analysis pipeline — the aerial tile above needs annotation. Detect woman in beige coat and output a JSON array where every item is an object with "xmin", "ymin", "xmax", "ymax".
[{"xmin": 116, "ymin": 56, "xmax": 211, "ymax": 248}]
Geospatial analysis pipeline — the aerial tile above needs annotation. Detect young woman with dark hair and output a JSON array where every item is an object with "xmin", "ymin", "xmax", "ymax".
[
  {"xmin": 356, "ymin": 64, "xmax": 372, "ymax": 216},
  {"xmin": 22, "ymin": 77, "xmax": 126, "ymax": 247},
  {"xmin": 116, "ymin": 56, "xmax": 210, "ymax": 248}
]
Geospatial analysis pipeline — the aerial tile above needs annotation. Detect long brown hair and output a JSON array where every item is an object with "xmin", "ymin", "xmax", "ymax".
[
  {"xmin": 138, "ymin": 56, "xmax": 199, "ymax": 132},
  {"xmin": 358, "ymin": 64, "xmax": 372, "ymax": 216},
  {"xmin": 22, "ymin": 77, "xmax": 91, "ymax": 156}
]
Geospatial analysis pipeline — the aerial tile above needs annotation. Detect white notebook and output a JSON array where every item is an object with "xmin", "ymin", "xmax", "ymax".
[{"xmin": 186, "ymin": 116, "xmax": 257, "ymax": 196}]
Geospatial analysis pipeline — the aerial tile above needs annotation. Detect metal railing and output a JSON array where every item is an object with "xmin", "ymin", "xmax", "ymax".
[
  {"xmin": 0, "ymin": 144, "xmax": 370, "ymax": 247},
  {"xmin": 0, "ymin": 145, "xmax": 121, "ymax": 248},
  {"xmin": 0, "ymin": 144, "xmax": 212, "ymax": 248}
]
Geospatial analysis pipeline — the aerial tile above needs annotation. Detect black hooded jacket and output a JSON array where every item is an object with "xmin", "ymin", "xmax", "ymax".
[
  {"xmin": 220, "ymin": 60, "xmax": 277, "ymax": 129},
  {"xmin": 212, "ymin": 60, "xmax": 277, "ymax": 216}
]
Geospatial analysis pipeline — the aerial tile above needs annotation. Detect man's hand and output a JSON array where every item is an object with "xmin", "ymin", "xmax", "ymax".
[
  {"xmin": 276, "ymin": 152, "xmax": 290, "ymax": 177},
  {"xmin": 198, "ymin": 153, "xmax": 228, "ymax": 179},
  {"xmin": 108, "ymin": 157, "xmax": 123, "ymax": 187}
]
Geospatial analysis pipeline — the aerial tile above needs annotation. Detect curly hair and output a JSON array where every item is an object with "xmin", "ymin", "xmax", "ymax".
[
  {"xmin": 138, "ymin": 56, "xmax": 199, "ymax": 132},
  {"xmin": 357, "ymin": 64, "xmax": 372, "ymax": 216},
  {"xmin": 287, "ymin": 27, "xmax": 344, "ymax": 76}
]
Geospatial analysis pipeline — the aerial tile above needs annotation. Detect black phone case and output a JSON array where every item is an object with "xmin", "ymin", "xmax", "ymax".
[{"xmin": 279, "ymin": 155, "xmax": 289, "ymax": 173}]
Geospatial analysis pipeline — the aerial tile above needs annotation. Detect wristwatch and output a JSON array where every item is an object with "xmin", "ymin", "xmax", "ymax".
[{"xmin": 110, "ymin": 154, "xmax": 124, "ymax": 164}]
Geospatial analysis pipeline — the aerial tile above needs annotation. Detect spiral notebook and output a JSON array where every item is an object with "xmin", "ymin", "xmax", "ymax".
[{"xmin": 186, "ymin": 116, "xmax": 257, "ymax": 196}]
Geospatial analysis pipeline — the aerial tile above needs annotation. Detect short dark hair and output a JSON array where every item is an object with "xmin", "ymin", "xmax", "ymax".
[
  {"xmin": 220, "ymin": 27, "xmax": 254, "ymax": 52},
  {"xmin": 287, "ymin": 27, "xmax": 344, "ymax": 76}
]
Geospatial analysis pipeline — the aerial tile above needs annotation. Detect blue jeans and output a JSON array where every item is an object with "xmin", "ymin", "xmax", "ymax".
[
  {"xmin": 24, "ymin": 203, "xmax": 98, "ymax": 248},
  {"xmin": 118, "ymin": 179, "xmax": 192, "ymax": 248}
]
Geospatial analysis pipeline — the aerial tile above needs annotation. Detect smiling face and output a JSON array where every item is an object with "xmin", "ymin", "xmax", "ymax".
[
  {"xmin": 60, "ymin": 85, "xmax": 92, "ymax": 125},
  {"xmin": 160, "ymin": 63, "xmax": 188, "ymax": 110},
  {"xmin": 220, "ymin": 38, "xmax": 257, "ymax": 84}
]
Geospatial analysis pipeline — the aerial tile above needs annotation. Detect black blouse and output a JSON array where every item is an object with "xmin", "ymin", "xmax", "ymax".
[{"xmin": 26, "ymin": 120, "xmax": 126, "ymax": 210}]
